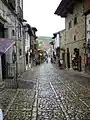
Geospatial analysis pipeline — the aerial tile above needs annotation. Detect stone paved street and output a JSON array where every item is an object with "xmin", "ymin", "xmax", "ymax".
[{"xmin": 4, "ymin": 62, "xmax": 90, "ymax": 120}]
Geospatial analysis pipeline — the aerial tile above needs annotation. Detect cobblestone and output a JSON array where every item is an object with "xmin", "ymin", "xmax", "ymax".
[
  {"xmin": 4, "ymin": 62, "xmax": 90, "ymax": 119},
  {"xmin": 0, "ymin": 89, "xmax": 17, "ymax": 114}
]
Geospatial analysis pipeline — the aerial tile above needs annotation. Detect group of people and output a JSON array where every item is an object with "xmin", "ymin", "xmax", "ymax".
[{"xmin": 50, "ymin": 55, "xmax": 64, "ymax": 68}]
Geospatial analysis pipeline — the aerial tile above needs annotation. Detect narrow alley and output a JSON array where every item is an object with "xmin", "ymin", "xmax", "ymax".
[{"xmin": 4, "ymin": 61, "xmax": 90, "ymax": 120}]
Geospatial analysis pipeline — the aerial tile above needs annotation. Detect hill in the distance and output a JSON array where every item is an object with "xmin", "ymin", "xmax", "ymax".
[
  {"xmin": 37, "ymin": 36, "xmax": 52, "ymax": 51},
  {"xmin": 37, "ymin": 36, "xmax": 52, "ymax": 42}
]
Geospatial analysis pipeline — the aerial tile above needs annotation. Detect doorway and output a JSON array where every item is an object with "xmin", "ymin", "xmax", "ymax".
[
  {"xmin": 1, "ymin": 54, "xmax": 7, "ymax": 79},
  {"xmin": 67, "ymin": 48, "xmax": 70, "ymax": 68},
  {"xmin": 0, "ymin": 23, "xmax": 4, "ymax": 38}
]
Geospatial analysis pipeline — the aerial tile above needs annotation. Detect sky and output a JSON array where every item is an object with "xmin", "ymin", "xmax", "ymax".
[{"xmin": 23, "ymin": 0, "xmax": 65, "ymax": 37}]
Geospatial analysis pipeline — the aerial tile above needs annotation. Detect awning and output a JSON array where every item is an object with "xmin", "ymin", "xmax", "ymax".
[
  {"xmin": 25, "ymin": 24, "xmax": 34, "ymax": 36},
  {"xmin": 0, "ymin": 38, "xmax": 15, "ymax": 54}
]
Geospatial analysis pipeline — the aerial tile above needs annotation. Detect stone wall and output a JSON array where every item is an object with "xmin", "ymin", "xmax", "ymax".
[
  {"xmin": 0, "ymin": 0, "xmax": 25, "ymax": 78},
  {"xmin": 65, "ymin": 2, "xmax": 86, "ymax": 71}
]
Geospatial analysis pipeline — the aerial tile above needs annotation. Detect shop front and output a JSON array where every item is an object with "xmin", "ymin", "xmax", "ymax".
[{"xmin": 72, "ymin": 48, "xmax": 81, "ymax": 71}]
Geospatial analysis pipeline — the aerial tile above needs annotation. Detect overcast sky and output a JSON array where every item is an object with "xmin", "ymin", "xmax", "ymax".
[{"xmin": 23, "ymin": 0, "xmax": 65, "ymax": 37}]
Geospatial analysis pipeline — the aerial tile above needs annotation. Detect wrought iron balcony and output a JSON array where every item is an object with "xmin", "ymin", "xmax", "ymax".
[
  {"xmin": 8, "ymin": 0, "xmax": 15, "ymax": 10},
  {"xmin": 17, "ymin": 6, "xmax": 23, "ymax": 21},
  {"xmin": 1, "ymin": 0, "xmax": 15, "ymax": 11}
]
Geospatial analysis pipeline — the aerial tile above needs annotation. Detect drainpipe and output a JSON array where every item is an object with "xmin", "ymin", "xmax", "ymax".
[
  {"xmin": 85, "ymin": 15, "xmax": 87, "ymax": 72},
  {"xmin": 83, "ymin": 0, "xmax": 87, "ymax": 71},
  {"xmin": 15, "ymin": 16, "xmax": 18, "ymax": 88}
]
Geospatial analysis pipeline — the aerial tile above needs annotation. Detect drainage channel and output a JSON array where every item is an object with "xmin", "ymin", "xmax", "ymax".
[
  {"xmin": 31, "ymin": 78, "xmax": 38, "ymax": 120},
  {"xmin": 58, "ymin": 77, "xmax": 90, "ymax": 109},
  {"xmin": 50, "ymin": 81, "xmax": 70, "ymax": 120}
]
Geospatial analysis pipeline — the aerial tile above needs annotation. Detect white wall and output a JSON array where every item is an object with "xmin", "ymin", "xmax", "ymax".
[
  {"xmin": 54, "ymin": 34, "xmax": 60, "ymax": 48},
  {"xmin": 25, "ymin": 32, "xmax": 30, "ymax": 52}
]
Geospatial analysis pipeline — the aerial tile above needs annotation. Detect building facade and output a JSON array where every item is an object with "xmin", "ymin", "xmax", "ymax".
[
  {"xmin": 59, "ymin": 29, "xmax": 66, "ymax": 67},
  {"xmin": 0, "ymin": 0, "xmax": 25, "ymax": 80},
  {"xmin": 55, "ymin": 0, "xmax": 86, "ymax": 71},
  {"xmin": 83, "ymin": 0, "xmax": 90, "ymax": 71},
  {"xmin": 23, "ymin": 23, "xmax": 34, "ymax": 69}
]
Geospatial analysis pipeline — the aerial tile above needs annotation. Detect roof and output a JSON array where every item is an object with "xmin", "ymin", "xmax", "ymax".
[
  {"xmin": 0, "ymin": 38, "xmax": 15, "ymax": 54},
  {"xmin": 54, "ymin": 0, "xmax": 82, "ymax": 17},
  {"xmin": 26, "ymin": 24, "xmax": 34, "ymax": 36},
  {"xmin": 32, "ymin": 27, "xmax": 38, "ymax": 32}
]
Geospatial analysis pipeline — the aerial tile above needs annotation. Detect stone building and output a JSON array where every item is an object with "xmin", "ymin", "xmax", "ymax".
[
  {"xmin": 0, "ymin": 0, "xmax": 25, "ymax": 80},
  {"xmin": 83, "ymin": 0, "xmax": 90, "ymax": 71},
  {"xmin": 59, "ymin": 29, "xmax": 66, "ymax": 67},
  {"xmin": 23, "ymin": 23, "xmax": 34, "ymax": 69},
  {"xmin": 30, "ymin": 27, "xmax": 38, "ymax": 66},
  {"xmin": 53, "ymin": 32, "xmax": 60, "ymax": 59},
  {"xmin": 50, "ymin": 32, "xmax": 60, "ymax": 65},
  {"xmin": 55, "ymin": 0, "xmax": 86, "ymax": 71}
]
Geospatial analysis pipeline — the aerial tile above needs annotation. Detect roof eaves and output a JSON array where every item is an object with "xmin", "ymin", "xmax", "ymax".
[{"xmin": 54, "ymin": 0, "xmax": 76, "ymax": 17}]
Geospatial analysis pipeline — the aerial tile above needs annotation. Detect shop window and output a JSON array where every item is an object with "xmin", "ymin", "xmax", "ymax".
[
  {"xmin": 74, "ymin": 17, "xmax": 77, "ymax": 25},
  {"xmin": 68, "ymin": 21, "xmax": 72, "ymax": 29}
]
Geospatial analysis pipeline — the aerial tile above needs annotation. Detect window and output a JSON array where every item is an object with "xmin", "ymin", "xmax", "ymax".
[
  {"xmin": 4, "ymin": 28, "xmax": 8, "ymax": 38},
  {"xmin": 68, "ymin": 21, "xmax": 72, "ymax": 29},
  {"xmin": 19, "ymin": 49, "xmax": 22, "ymax": 56},
  {"xmin": 89, "ymin": 20, "xmax": 90, "ymax": 24},
  {"xmin": 74, "ymin": 35, "xmax": 76, "ymax": 41},
  {"xmin": 12, "ymin": 30, "xmax": 15, "ymax": 36},
  {"xmin": 74, "ymin": 17, "xmax": 77, "ymax": 25}
]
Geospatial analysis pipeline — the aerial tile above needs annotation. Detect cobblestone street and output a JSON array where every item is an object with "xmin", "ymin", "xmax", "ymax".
[{"xmin": 4, "ymin": 62, "xmax": 90, "ymax": 120}]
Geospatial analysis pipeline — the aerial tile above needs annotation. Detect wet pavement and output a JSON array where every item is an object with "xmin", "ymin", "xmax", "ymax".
[{"xmin": 4, "ymin": 62, "xmax": 90, "ymax": 120}]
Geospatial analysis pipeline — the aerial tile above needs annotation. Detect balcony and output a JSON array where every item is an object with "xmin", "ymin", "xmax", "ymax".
[
  {"xmin": 8, "ymin": 0, "xmax": 15, "ymax": 10},
  {"xmin": 1, "ymin": 0, "xmax": 15, "ymax": 11},
  {"xmin": 17, "ymin": 6, "xmax": 23, "ymax": 21}
]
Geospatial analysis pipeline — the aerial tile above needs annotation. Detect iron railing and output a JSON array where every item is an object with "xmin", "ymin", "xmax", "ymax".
[{"xmin": 6, "ymin": 63, "xmax": 16, "ymax": 79}]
